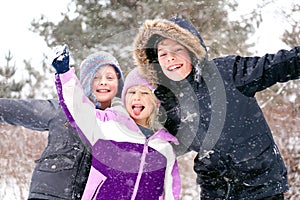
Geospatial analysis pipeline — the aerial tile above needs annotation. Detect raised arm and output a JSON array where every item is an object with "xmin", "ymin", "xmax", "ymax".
[
  {"xmin": 56, "ymin": 68, "xmax": 100, "ymax": 146},
  {"xmin": 224, "ymin": 46, "xmax": 300, "ymax": 97},
  {"xmin": 0, "ymin": 98, "xmax": 60, "ymax": 131},
  {"xmin": 51, "ymin": 45, "xmax": 102, "ymax": 146}
]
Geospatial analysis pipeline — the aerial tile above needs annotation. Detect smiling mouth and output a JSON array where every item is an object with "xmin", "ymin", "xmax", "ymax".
[
  {"xmin": 96, "ymin": 89, "xmax": 111, "ymax": 93},
  {"xmin": 168, "ymin": 65, "xmax": 182, "ymax": 71}
]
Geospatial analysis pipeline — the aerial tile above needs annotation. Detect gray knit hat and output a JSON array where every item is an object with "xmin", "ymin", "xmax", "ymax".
[{"xmin": 79, "ymin": 51, "xmax": 124, "ymax": 102}]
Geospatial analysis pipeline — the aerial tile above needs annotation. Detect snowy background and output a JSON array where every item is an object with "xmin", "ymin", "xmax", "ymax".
[{"xmin": 0, "ymin": 0, "xmax": 299, "ymax": 199}]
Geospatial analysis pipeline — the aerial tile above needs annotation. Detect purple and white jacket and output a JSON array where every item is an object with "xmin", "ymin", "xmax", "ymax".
[{"xmin": 55, "ymin": 68, "xmax": 181, "ymax": 200}]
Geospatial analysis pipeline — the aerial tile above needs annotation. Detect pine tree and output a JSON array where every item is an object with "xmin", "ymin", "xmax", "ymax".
[
  {"xmin": 0, "ymin": 51, "xmax": 24, "ymax": 98},
  {"xmin": 0, "ymin": 52, "xmax": 56, "ymax": 99},
  {"xmin": 30, "ymin": 0, "xmax": 266, "ymax": 71}
]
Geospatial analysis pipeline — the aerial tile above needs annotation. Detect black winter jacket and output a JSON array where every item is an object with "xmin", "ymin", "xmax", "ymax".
[
  {"xmin": 0, "ymin": 99, "xmax": 91, "ymax": 200},
  {"xmin": 133, "ymin": 18, "xmax": 300, "ymax": 199}
]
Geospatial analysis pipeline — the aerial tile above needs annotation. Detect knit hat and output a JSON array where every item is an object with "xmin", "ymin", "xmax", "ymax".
[
  {"xmin": 79, "ymin": 51, "xmax": 124, "ymax": 102},
  {"xmin": 121, "ymin": 68, "xmax": 156, "ymax": 105}
]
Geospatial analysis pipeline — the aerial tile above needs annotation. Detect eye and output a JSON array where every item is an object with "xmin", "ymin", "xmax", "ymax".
[
  {"xmin": 106, "ymin": 76, "xmax": 114, "ymax": 80},
  {"xmin": 159, "ymin": 53, "xmax": 167, "ymax": 57},
  {"xmin": 128, "ymin": 90, "xmax": 135, "ymax": 94},
  {"xmin": 160, "ymin": 53, "xmax": 167, "ymax": 57},
  {"xmin": 105, "ymin": 73, "xmax": 117, "ymax": 80},
  {"xmin": 158, "ymin": 50, "xmax": 167, "ymax": 57}
]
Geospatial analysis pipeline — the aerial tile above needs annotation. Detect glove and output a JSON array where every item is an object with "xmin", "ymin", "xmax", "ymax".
[
  {"xmin": 51, "ymin": 44, "xmax": 70, "ymax": 74},
  {"xmin": 154, "ymin": 84, "xmax": 179, "ymax": 111},
  {"xmin": 154, "ymin": 84, "xmax": 181, "ymax": 135}
]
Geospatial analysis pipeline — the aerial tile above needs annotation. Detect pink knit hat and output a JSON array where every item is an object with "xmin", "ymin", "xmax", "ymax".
[{"xmin": 121, "ymin": 68, "xmax": 156, "ymax": 105}]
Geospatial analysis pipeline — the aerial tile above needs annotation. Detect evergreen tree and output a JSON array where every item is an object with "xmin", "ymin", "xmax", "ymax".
[
  {"xmin": 30, "ymin": 0, "xmax": 267, "ymax": 74},
  {"xmin": 22, "ymin": 55, "xmax": 57, "ymax": 99},
  {"xmin": 281, "ymin": 3, "xmax": 300, "ymax": 46},
  {"xmin": 0, "ymin": 52, "xmax": 56, "ymax": 99},
  {"xmin": 0, "ymin": 51, "xmax": 24, "ymax": 98}
]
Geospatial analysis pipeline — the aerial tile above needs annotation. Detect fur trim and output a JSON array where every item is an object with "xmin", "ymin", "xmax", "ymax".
[{"xmin": 133, "ymin": 19, "xmax": 206, "ymax": 85}]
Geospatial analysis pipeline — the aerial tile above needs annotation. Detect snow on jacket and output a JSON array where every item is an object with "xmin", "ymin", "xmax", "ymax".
[
  {"xmin": 0, "ymin": 98, "xmax": 91, "ymax": 200},
  {"xmin": 55, "ymin": 68, "xmax": 181, "ymax": 200},
  {"xmin": 133, "ymin": 18, "xmax": 300, "ymax": 199}
]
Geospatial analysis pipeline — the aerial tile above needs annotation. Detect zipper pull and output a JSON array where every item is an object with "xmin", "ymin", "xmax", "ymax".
[{"xmin": 144, "ymin": 138, "xmax": 149, "ymax": 154}]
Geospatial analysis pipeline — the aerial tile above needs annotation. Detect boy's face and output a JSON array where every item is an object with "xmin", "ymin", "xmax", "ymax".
[
  {"xmin": 125, "ymin": 85, "xmax": 155, "ymax": 128},
  {"xmin": 92, "ymin": 65, "xmax": 119, "ymax": 109},
  {"xmin": 157, "ymin": 38, "xmax": 192, "ymax": 81}
]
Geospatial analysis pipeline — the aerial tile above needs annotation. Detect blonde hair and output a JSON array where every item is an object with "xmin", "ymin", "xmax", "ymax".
[
  {"xmin": 126, "ymin": 85, "xmax": 162, "ymax": 131},
  {"xmin": 147, "ymin": 91, "xmax": 163, "ymax": 131}
]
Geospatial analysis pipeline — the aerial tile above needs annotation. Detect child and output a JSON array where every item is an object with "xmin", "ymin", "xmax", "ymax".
[
  {"xmin": 0, "ymin": 50, "xmax": 123, "ymax": 199},
  {"xmin": 52, "ymin": 47, "xmax": 181, "ymax": 200},
  {"xmin": 132, "ymin": 17, "xmax": 300, "ymax": 199}
]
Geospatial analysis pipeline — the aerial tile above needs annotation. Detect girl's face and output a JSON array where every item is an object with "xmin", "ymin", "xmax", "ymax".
[
  {"xmin": 125, "ymin": 85, "xmax": 155, "ymax": 128},
  {"xmin": 92, "ymin": 65, "xmax": 119, "ymax": 109},
  {"xmin": 157, "ymin": 38, "xmax": 192, "ymax": 81}
]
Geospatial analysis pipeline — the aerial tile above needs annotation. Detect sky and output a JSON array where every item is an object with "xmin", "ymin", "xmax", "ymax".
[
  {"xmin": 0, "ymin": 0, "xmax": 72, "ymax": 67},
  {"xmin": 0, "ymin": 0, "xmax": 296, "ymax": 73},
  {"xmin": 0, "ymin": 1, "xmax": 298, "ymax": 199}
]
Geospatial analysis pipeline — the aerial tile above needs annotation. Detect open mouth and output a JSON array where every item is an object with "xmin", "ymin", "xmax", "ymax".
[
  {"xmin": 132, "ymin": 105, "xmax": 145, "ymax": 115},
  {"xmin": 96, "ymin": 89, "xmax": 110, "ymax": 93},
  {"xmin": 167, "ymin": 64, "xmax": 182, "ymax": 71}
]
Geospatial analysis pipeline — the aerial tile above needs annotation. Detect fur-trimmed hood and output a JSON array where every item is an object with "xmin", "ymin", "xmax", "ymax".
[{"xmin": 133, "ymin": 17, "xmax": 207, "ymax": 86}]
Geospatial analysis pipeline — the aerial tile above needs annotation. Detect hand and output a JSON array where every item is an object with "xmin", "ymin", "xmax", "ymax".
[
  {"xmin": 154, "ymin": 84, "xmax": 181, "ymax": 135},
  {"xmin": 154, "ymin": 84, "xmax": 179, "ymax": 111},
  {"xmin": 51, "ymin": 44, "xmax": 70, "ymax": 74}
]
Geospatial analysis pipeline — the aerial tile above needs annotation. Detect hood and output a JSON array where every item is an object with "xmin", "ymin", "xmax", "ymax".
[{"xmin": 133, "ymin": 17, "xmax": 207, "ymax": 86}]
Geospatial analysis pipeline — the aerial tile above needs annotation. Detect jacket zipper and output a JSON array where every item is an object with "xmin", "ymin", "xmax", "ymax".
[{"xmin": 131, "ymin": 138, "xmax": 149, "ymax": 200}]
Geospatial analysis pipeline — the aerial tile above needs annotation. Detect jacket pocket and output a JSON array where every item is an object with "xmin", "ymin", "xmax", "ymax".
[
  {"xmin": 36, "ymin": 154, "xmax": 77, "ymax": 172},
  {"xmin": 81, "ymin": 166, "xmax": 107, "ymax": 200},
  {"xmin": 36, "ymin": 142, "xmax": 85, "ymax": 172},
  {"xmin": 227, "ymin": 134, "xmax": 274, "ymax": 186}
]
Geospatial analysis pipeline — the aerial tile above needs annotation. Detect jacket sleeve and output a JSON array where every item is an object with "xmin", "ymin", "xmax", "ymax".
[
  {"xmin": 0, "ymin": 98, "xmax": 59, "ymax": 131},
  {"xmin": 231, "ymin": 46, "xmax": 300, "ymax": 97}
]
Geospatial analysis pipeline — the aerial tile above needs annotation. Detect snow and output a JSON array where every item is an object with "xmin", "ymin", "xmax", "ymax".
[
  {"xmin": 0, "ymin": 0, "xmax": 299, "ymax": 199},
  {"xmin": 230, "ymin": 0, "xmax": 293, "ymax": 55},
  {"xmin": 0, "ymin": 178, "xmax": 27, "ymax": 200}
]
